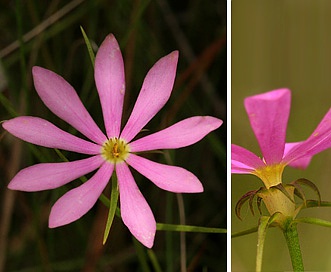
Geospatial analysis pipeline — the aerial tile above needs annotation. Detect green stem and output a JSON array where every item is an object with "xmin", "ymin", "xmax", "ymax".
[
  {"xmin": 283, "ymin": 221, "xmax": 304, "ymax": 271},
  {"xmin": 156, "ymin": 223, "xmax": 226, "ymax": 233}
]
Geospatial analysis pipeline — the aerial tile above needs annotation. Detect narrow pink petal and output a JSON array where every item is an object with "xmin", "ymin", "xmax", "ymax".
[
  {"xmin": 116, "ymin": 163, "xmax": 156, "ymax": 248},
  {"xmin": 127, "ymin": 154, "xmax": 203, "ymax": 193},
  {"xmin": 244, "ymin": 88, "xmax": 291, "ymax": 164},
  {"xmin": 8, "ymin": 156, "xmax": 104, "ymax": 192},
  {"xmin": 231, "ymin": 161, "xmax": 256, "ymax": 174},
  {"xmin": 3, "ymin": 116, "xmax": 101, "ymax": 155},
  {"xmin": 49, "ymin": 162, "xmax": 113, "ymax": 228},
  {"xmin": 94, "ymin": 34, "xmax": 125, "ymax": 138},
  {"xmin": 283, "ymin": 142, "xmax": 312, "ymax": 169},
  {"xmin": 32, "ymin": 66, "xmax": 106, "ymax": 145},
  {"xmin": 283, "ymin": 108, "xmax": 331, "ymax": 165},
  {"xmin": 130, "ymin": 116, "xmax": 222, "ymax": 152},
  {"xmin": 120, "ymin": 51, "xmax": 179, "ymax": 142},
  {"xmin": 231, "ymin": 144, "xmax": 265, "ymax": 173}
]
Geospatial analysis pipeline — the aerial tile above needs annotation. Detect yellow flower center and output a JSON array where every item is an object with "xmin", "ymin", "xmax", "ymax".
[
  {"xmin": 253, "ymin": 163, "xmax": 286, "ymax": 189},
  {"xmin": 101, "ymin": 137, "xmax": 130, "ymax": 164}
]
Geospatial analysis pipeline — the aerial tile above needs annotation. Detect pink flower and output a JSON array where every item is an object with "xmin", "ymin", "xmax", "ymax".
[
  {"xmin": 2, "ymin": 34, "xmax": 222, "ymax": 248},
  {"xmin": 232, "ymin": 88, "xmax": 331, "ymax": 188}
]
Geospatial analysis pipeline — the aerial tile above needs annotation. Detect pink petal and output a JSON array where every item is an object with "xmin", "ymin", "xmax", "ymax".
[
  {"xmin": 126, "ymin": 154, "xmax": 203, "ymax": 193},
  {"xmin": 244, "ymin": 88, "xmax": 291, "ymax": 164},
  {"xmin": 8, "ymin": 156, "xmax": 104, "ymax": 191},
  {"xmin": 231, "ymin": 161, "xmax": 256, "ymax": 174},
  {"xmin": 130, "ymin": 116, "xmax": 222, "ymax": 152},
  {"xmin": 32, "ymin": 66, "xmax": 106, "ymax": 145},
  {"xmin": 116, "ymin": 163, "xmax": 156, "ymax": 248},
  {"xmin": 120, "ymin": 51, "xmax": 179, "ymax": 142},
  {"xmin": 49, "ymin": 162, "xmax": 113, "ymax": 228},
  {"xmin": 94, "ymin": 34, "xmax": 125, "ymax": 138},
  {"xmin": 3, "ymin": 116, "xmax": 101, "ymax": 155},
  {"xmin": 231, "ymin": 144, "xmax": 265, "ymax": 174},
  {"xmin": 283, "ymin": 142, "xmax": 312, "ymax": 169},
  {"xmin": 283, "ymin": 108, "xmax": 331, "ymax": 165}
]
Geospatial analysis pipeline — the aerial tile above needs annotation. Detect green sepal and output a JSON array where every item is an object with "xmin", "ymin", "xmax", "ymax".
[
  {"xmin": 291, "ymin": 178, "xmax": 321, "ymax": 204},
  {"xmin": 80, "ymin": 26, "xmax": 95, "ymax": 67},
  {"xmin": 103, "ymin": 173, "xmax": 119, "ymax": 244},
  {"xmin": 235, "ymin": 188, "xmax": 263, "ymax": 220}
]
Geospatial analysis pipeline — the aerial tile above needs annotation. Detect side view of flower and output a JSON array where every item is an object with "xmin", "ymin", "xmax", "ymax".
[
  {"xmin": 232, "ymin": 88, "xmax": 331, "ymax": 271},
  {"xmin": 232, "ymin": 88, "xmax": 331, "ymax": 223},
  {"xmin": 2, "ymin": 33, "xmax": 222, "ymax": 248},
  {"xmin": 232, "ymin": 88, "xmax": 331, "ymax": 190}
]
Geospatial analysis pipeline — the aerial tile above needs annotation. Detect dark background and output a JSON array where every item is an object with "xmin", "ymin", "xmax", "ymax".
[{"xmin": 0, "ymin": 0, "xmax": 227, "ymax": 271}]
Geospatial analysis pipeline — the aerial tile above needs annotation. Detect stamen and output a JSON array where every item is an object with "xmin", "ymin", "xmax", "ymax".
[{"xmin": 101, "ymin": 137, "xmax": 130, "ymax": 163}]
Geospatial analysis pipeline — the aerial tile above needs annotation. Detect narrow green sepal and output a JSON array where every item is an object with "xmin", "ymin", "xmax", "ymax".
[
  {"xmin": 80, "ymin": 26, "xmax": 95, "ymax": 67},
  {"xmin": 290, "ymin": 182, "xmax": 307, "ymax": 203},
  {"xmin": 103, "ymin": 174, "xmax": 119, "ymax": 245},
  {"xmin": 292, "ymin": 178, "xmax": 321, "ymax": 204},
  {"xmin": 235, "ymin": 188, "xmax": 263, "ymax": 220}
]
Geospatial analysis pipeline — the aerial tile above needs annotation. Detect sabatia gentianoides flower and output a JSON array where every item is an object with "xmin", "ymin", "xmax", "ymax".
[
  {"xmin": 232, "ymin": 88, "xmax": 331, "ymax": 189},
  {"xmin": 3, "ymin": 34, "xmax": 222, "ymax": 248}
]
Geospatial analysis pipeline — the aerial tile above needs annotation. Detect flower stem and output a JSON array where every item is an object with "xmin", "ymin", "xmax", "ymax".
[{"xmin": 283, "ymin": 221, "xmax": 304, "ymax": 271}]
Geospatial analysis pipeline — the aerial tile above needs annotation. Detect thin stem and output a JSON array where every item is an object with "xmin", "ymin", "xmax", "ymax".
[
  {"xmin": 283, "ymin": 221, "xmax": 304, "ymax": 271},
  {"xmin": 176, "ymin": 193, "xmax": 187, "ymax": 272},
  {"xmin": 231, "ymin": 226, "xmax": 259, "ymax": 238},
  {"xmin": 256, "ymin": 216, "xmax": 269, "ymax": 272},
  {"xmin": 157, "ymin": 223, "xmax": 226, "ymax": 233}
]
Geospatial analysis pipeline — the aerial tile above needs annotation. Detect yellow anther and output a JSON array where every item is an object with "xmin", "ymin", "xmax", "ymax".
[{"xmin": 101, "ymin": 137, "xmax": 130, "ymax": 163}]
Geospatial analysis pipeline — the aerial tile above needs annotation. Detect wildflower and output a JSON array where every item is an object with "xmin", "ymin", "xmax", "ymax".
[
  {"xmin": 3, "ymin": 34, "xmax": 222, "ymax": 248},
  {"xmin": 232, "ymin": 88, "xmax": 331, "ymax": 189},
  {"xmin": 232, "ymin": 88, "xmax": 331, "ymax": 272}
]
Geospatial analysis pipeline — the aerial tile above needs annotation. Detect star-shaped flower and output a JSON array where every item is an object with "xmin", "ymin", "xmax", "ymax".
[
  {"xmin": 232, "ymin": 88, "xmax": 331, "ymax": 189},
  {"xmin": 3, "ymin": 34, "xmax": 222, "ymax": 248}
]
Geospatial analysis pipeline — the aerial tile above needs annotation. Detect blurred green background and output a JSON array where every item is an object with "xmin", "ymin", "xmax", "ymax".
[
  {"xmin": 0, "ymin": 0, "xmax": 226, "ymax": 271},
  {"xmin": 232, "ymin": 1, "xmax": 331, "ymax": 271}
]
